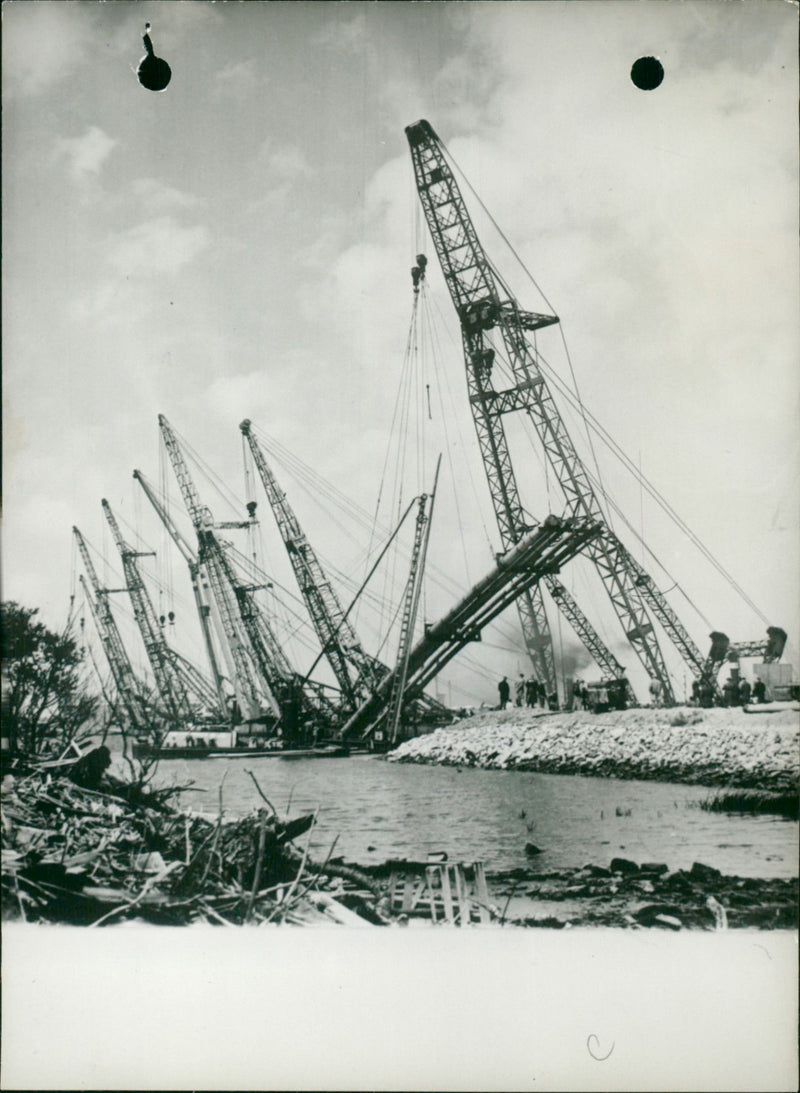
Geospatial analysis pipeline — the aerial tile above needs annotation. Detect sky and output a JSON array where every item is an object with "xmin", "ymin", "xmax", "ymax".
[{"xmin": 3, "ymin": 0, "xmax": 798, "ymax": 706}]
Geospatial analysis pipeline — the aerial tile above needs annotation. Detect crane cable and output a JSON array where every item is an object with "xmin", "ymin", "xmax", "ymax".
[
  {"xmin": 436, "ymin": 137, "xmax": 770, "ymax": 629},
  {"xmin": 246, "ymin": 412, "xmax": 548, "ymax": 657},
  {"xmin": 533, "ymin": 344, "xmax": 769, "ymax": 627},
  {"xmin": 420, "ymin": 281, "xmax": 496, "ymax": 581},
  {"xmin": 384, "ymin": 300, "xmax": 417, "ymax": 630},
  {"xmin": 441, "ymin": 138, "xmax": 614, "ymax": 521},
  {"xmin": 579, "ymin": 460, "xmax": 715, "ymax": 631},
  {"xmin": 297, "ymin": 495, "xmax": 418, "ymax": 690},
  {"xmin": 249, "ymin": 421, "xmax": 530, "ymax": 652},
  {"xmin": 363, "ymin": 286, "xmax": 420, "ymax": 633}
]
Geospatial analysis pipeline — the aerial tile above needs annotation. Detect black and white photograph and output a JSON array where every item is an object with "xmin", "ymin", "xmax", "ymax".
[{"xmin": 2, "ymin": 2, "xmax": 798, "ymax": 1089}]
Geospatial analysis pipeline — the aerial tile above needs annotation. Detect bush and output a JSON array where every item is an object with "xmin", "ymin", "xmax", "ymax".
[{"xmin": 1, "ymin": 601, "xmax": 98, "ymax": 759}]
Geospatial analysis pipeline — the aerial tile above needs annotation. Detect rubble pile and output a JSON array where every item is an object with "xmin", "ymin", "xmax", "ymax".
[
  {"xmin": 489, "ymin": 858, "xmax": 799, "ymax": 930},
  {"xmin": 1, "ymin": 758, "xmax": 391, "ymax": 927},
  {"xmin": 390, "ymin": 705, "xmax": 799, "ymax": 792}
]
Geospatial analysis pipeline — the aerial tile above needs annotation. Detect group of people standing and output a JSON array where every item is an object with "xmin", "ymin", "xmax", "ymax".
[
  {"xmin": 497, "ymin": 669, "xmax": 767, "ymax": 712},
  {"xmin": 498, "ymin": 674, "xmax": 557, "ymax": 711},
  {"xmin": 689, "ymin": 673, "xmax": 765, "ymax": 708},
  {"xmin": 570, "ymin": 680, "xmax": 591, "ymax": 710}
]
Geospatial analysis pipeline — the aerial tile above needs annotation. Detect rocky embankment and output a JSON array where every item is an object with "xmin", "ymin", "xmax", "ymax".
[
  {"xmin": 487, "ymin": 859, "xmax": 799, "ymax": 930},
  {"xmin": 390, "ymin": 705, "xmax": 800, "ymax": 792}
]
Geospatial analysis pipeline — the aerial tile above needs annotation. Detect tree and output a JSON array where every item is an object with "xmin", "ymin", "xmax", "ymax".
[{"xmin": 1, "ymin": 601, "xmax": 99, "ymax": 758}]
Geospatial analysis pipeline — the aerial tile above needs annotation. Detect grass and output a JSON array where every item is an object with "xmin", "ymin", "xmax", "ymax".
[{"xmin": 697, "ymin": 790, "xmax": 799, "ymax": 820}]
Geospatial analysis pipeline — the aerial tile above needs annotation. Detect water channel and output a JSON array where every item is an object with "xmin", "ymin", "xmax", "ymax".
[{"xmin": 157, "ymin": 755, "xmax": 799, "ymax": 879}]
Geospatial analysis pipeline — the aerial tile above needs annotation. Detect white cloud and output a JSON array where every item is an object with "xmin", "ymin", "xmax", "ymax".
[
  {"xmin": 2, "ymin": 2, "xmax": 93, "ymax": 96},
  {"xmin": 107, "ymin": 217, "xmax": 210, "ymax": 279},
  {"xmin": 130, "ymin": 179, "xmax": 200, "ymax": 214},
  {"xmin": 267, "ymin": 145, "xmax": 311, "ymax": 180},
  {"xmin": 54, "ymin": 126, "xmax": 117, "ymax": 183},
  {"xmin": 311, "ymin": 9, "xmax": 367, "ymax": 52},
  {"xmin": 213, "ymin": 58, "xmax": 258, "ymax": 99},
  {"xmin": 69, "ymin": 215, "xmax": 212, "ymax": 328}
]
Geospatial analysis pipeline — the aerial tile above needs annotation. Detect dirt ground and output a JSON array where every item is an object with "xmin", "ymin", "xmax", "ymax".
[{"xmin": 487, "ymin": 860, "xmax": 799, "ymax": 930}]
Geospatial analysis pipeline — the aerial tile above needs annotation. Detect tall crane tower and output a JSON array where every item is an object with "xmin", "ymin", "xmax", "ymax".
[
  {"xmin": 133, "ymin": 468, "xmax": 231, "ymax": 714},
  {"xmin": 158, "ymin": 414, "xmax": 336, "ymax": 733},
  {"xmin": 240, "ymin": 419, "xmax": 387, "ymax": 708},
  {"xmin": 73, "ymin": 526, "xmax": 150, "ymax": 735},
  {"xmin": 406, "ymin": 119, "xmax": 707, "ymax": 703},
  {"xmin": 203, "ymin": 526, "xmax": 339, "ymax": 729},
  {"xmin": 385, "ymin": 460, "xmax": 439, "ymax": 744},
  {"xmin": 158, "ymin": 414, "xmax": 279, "ymax": 724},
  {"xmin": 101, "ymin": 498, "xmax": 218, "ymax": 726}
]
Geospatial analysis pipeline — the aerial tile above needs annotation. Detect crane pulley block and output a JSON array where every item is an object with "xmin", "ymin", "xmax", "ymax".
[
  {"xmin": 707, "ymin": 632, "xmax": 730, "ymax": 662},
  {"xmin": 405, "ymin": 119, "xmax": 440, "ymax": 146},
  {"xmin": 512, "ymin": 308, "xmax": 560, "ymax": 332},
  {"xmin": 459, "ymin": 298, "xmax": 500, "ymax": 331},
  {"xmin": 766, "ymin": 627, "xmax": 787, "ymax": 661}
]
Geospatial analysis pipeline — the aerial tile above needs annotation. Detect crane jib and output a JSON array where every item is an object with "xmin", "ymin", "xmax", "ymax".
[{"xmin": 403, "ymin": 118, "xmax": 745, "ymax": 705}]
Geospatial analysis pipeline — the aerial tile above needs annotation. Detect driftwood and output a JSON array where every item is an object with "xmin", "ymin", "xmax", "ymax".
[{"xmin": 1, "ymin": 762, "xmax": 391, "ymax": 927}]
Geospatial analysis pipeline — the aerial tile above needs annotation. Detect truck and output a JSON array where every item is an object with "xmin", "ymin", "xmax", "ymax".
[{"xmin": 584, "ymin": 679, "xmax": 629, "ymax": 714}]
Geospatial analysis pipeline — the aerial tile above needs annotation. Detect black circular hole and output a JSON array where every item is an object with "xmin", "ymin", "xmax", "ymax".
[
  {"xmin": 631, "ymin": 56, "xmax": 664, "ymax": 91},
  {"xmin": 138, "ymin": 55, "xmax": 172, "ymax": 92}
]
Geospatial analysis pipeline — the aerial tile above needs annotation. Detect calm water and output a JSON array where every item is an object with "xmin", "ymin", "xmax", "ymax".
[{"xmin": 154, "ymin": 755, "xmax": 798, "ymax": 879}]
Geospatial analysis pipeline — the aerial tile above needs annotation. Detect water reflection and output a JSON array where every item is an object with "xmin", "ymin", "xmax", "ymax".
[{"xmin": 161, "ymin": 755, "xmax": 799, "ymax": 878}]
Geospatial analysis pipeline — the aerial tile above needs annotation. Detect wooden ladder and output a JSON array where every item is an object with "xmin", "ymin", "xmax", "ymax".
[{"xmin": 388, "ymin": 861, "xmax": 492, "ymax": 925}]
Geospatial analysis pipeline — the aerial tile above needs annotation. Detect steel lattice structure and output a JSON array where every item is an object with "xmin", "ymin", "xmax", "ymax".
[
  {"xmin": 406, "ymin": 119, "xmax": 718, "ymax": 704},
  {"xmin": 342, "ymin": 514, "xmax": 601, "ymax": 739},
  {"xmin": 73, "ymin": 527, "xmax": 150, "ymax": 734},
  {"xmin": 203, "ymin": 527, "xmax": 338, "ymax": 727},
  {"xmin": 134, "ymin": 468, "xmax": 231, "ymax": 713},
  {"xmin": 385, "ymin": 479, "xmax": 437, "ymax": 744},
  {"xmin": 159, "ymin": 414, "xmax": 279, "ymax": 722},
  {"xmin": 241, "ymin": 419, "xmax": 387, "ymax": 708},
  {"xmin": 159, "ymin": 414, "xmax": 337, "ymax": 730},
  {"xmin": 102, "ymin": 498, "xmax": 218, "ymax": 726}
]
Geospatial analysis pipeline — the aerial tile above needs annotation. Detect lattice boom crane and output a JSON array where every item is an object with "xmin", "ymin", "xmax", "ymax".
[
  {"xmin": 73, "ymin": 526, "xmax": 150, "ymax": 734},
  {"xmin": 406, "ymin": 119, "xmax": 695, "ymax": 703},
  {"xmin": 133, "ymin": 469, "xmax": 232, "ymax": 714},
  {"xmin": 240, "ymin": 419, "xmax": 387, "ymax": 708},
  {"xmin": 385, "ymin": 460, "xmax": 439, "ymax": 744},
  {"xmin": 102, "ymin": 498, "xmax": 210, "ymax": 727},
  {"xmin": 158, "ymin": 414, "xmax": 278, "ymax": 723}
]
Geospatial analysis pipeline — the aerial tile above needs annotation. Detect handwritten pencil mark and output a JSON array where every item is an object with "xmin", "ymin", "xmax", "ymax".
[{"xmin": 587, "ymin": 1034, "xmax": 615, "ymax": 1061}]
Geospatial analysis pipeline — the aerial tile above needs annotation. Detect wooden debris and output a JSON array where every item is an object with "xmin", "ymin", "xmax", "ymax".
[
  {"xmin": 0, "ymin": 762, "xmax": 393, "ymax": 927},
  {"xmin": 387, "ymin": 859, "xmax": 494, "ymax": 925}
]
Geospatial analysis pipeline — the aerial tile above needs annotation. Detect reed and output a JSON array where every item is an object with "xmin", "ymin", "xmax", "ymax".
[{"xmin": 696, "ymin": 790, "xmax": 798, "ymax": 820}]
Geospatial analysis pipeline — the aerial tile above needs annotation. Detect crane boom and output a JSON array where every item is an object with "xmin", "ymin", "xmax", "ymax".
[
  {"xmin": 157, "ymin": 414, "xmax": 336, "ymax": 728},
  {"xmin": 198, "ymin": 535, "xmax": 278, "ymax": 722},
  {"xmin": 73, "ymin": 527, "xmax": 150, "ymax": 733},
  {"xmin": 199, "ymin": 529, "xmax": 335, "ymax": 728},
  {"xmin": 134, "ymin": 469, "xmax": 230, "ymax": 713},
  {"xmin": 406, "ymin": 119, "xmax": 686, "ymax": 702},
  {"xmin": 612, "ymin": 538, "xmax": 705, "ymax": 674},
  {"xmin": 240, "ymin": 419, "xmax": 385, "ymax": 706},
  {"xmin": 385, "ymin": 457, "xmax": 440, "ymax": 743},
  {"xmin": 341, "ymin": 514, "xmax": 601, "ymax": 739},
  {"xmin": 102, "ymin": 498, "xmax": 207, "ymax": 727},
  {"xmin": 171, "ymin": 649, "xmax": 222, "ymax": 710},
  {"xmin": 157, "ymin": 415, "xmax": 214, "ymax": 529},
  {"xmin": 546, "ymin": 577, "xmax": 625, "ymax": 678},
  {"xmin": 157, "ymin": 415, "xmax": 278, "ymax": 722}
]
